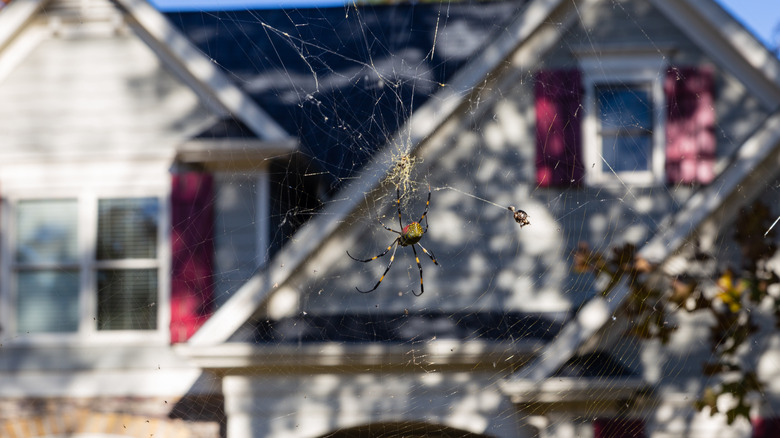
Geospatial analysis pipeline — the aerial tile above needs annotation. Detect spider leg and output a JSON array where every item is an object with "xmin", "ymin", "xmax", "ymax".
[
  {"xmin": 416, "ymin": 242, "xmax": 439, "ymax": 266},
  {"xmin": 411, "ymin": 244, "xmax": 425, "ymax": 296},
  {"xmin": 355, "ymin": 241, "xmax": 399, "ymax": 294},
  {"xmin": 378, "ymin": 220, "xmax": 402, "ymax": 235},
  {"xmin": 347, "ymin": 237, "xmax": 399, "ymax": 263},
  {"xmin": 418, "ymin": 185, "xmax": 432, "ymax": 232}
]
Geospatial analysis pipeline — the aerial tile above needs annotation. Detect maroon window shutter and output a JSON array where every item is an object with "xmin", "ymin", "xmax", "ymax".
[
  {"xmin": 170, "ymin": 171, "xmax": 214, "ymax": 343},
  {"xmin": 594, "ymin": 418, "xmax": 645, "ymax": 438},
  {"xmin": 753, "ymin": 417, "xmax": 780, "ymax": 438},
  {"xmin": 665, "ymin": 66, "xmax": 716, "ymax": 185},
  {"xmin": 535, "ymin": 69, "xmax": 584, "ymax": 187}
]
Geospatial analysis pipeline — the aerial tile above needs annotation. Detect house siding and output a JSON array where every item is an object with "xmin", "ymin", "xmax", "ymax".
[
  {"xmin": 223, "ymin": 372, "xmax": 521, "ymax": 438},
  {"xmin": 0, "ymin": 25, "xmax": 212, "ymax": 160}
]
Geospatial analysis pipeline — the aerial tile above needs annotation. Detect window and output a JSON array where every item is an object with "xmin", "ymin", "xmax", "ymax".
[
  {"xmin": 579, "ymin": 52, "xmax": 667, "ymax": 186},
  {"xmin": 8, "ymin": 196, "xmax": 163, "ymax": 339},
  {"xmin": 95, "ymin": 198, "xmax": 159, "ymax": 331},
  {"xmin": 15, "ymin": 199, "xmax": 80, "ymax": 333},
  {"xmin": 595, "ymin": 84, "xmax": 654, "ymax": 175}
]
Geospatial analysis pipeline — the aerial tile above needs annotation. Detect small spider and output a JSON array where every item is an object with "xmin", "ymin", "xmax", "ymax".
[
  {"xmin": 508, "ymin": 206, "xmax": 530, "ymax": 227},
  {"xmin": 347, "ymin": 187, "xmax": 439, "ymax": 296}
]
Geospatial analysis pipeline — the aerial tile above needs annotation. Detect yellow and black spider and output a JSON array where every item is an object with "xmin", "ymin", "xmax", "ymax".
[{"xmin": 347, "ymin": 186, "xmax": 439, "ymax": 296}]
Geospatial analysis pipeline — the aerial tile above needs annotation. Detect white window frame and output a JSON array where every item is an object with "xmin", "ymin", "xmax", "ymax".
[
  {"xmin": 579, "ymin": 54, "xmax": 667, "ymax": 186},
  {"xmin": 0, "ymin": 165, "xmax": 170, "ymax": 345}
]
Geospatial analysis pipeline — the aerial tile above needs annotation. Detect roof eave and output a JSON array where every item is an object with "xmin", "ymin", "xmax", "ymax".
[
  {"xmin": 501, "ymin": 377, "xmax": 650, "ymax": 404},
  {"xmin": 176, "ymin": 339, "xmax": 541, "ymax": 372},
  {"xmin": 176, "ymin": 138, "xmax": 298, "ymax": 168}
]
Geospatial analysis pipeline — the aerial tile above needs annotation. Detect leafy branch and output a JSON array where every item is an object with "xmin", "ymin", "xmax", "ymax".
[{"xmin": 573, "ymin": 201, "xmax": 780, "ymax": 424}]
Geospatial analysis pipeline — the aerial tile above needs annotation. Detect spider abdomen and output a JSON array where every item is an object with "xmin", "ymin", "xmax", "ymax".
[{"xmin": 400, "ymin": 222, "xmax": 423, "ymax": 246}]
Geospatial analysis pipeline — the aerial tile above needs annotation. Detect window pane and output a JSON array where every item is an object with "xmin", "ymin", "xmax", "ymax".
[
  {"xmin": 17, "ymin": 270, "xmax": 80, "ymax": 333},
  {"xmin": 97, "ymin": 198, "xmax": 159, "ymax": 260},
  {"xmin": 16, "ymin": 199, "xmax": 78, "ymax": 264},
  {"xmin": 601, "ymin": 135, "xmax": 652, "ymax": 173},
  {"xmin": 597, "ymin": 86, "xmax": 652, "ymax": 131},
  {"xmin": 97, "ymin": 269, "xmax": 157, "ymax": 330}
]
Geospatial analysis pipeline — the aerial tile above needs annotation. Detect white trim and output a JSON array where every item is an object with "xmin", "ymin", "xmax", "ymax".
[
  {"xmin": 502, "ymin": 377, "xmax": 648, "ymax": 403},
  {"xmin": 0, "ymin": 19, "xmax": 46, "ymax": 84},
  {"xmin": 256, "ymin": 171, "xmax": 270, "ymax": 268},
  {"xmin": 177, "ymin": 339, "xmax": 540, "ymax": 369},
  {"xmin": 176, "ymin": 139, "xmax": 297, "ymax": 165},
  {"xmin": 187, "ymin": 0, "xmax": 570, "ymax": 346},
  {"xmin": 0, "ymin": 0, "xmax": 45, "ymax": 53},
  {"xmin": 82, "ymin": 192, "xmax": 99, "ymax": 336},
  {"xmin": 579, "ymin": 53, "xmax": 667, "ymax": 186}
]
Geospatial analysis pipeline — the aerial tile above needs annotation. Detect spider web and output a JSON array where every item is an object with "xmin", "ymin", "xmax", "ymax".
[{"xmin": 156, "ymin": 1, "xmax": 780, "ymax": 437}]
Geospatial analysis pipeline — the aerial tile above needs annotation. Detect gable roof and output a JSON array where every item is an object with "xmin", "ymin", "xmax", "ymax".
[
  {"xmin": 0, "ymin": 0, "xmax": 293, "ymax": 146},
  {"xmin": 187, "ymin": 0, "xmax": 780, "ymax": 359},
  {"xmin": 163, "ymin": 1, "xmax": 529, "ymax": 183},
  {"xmin": 502, "ymin": 0, "xmax": 780, "ymax": 391}
]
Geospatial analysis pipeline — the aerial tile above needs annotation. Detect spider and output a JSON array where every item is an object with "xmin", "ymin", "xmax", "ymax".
[
  {"xmin": 347, "ymin": 187, "xmax": 439, "ymax": 296},
  {"xmin": 508, "ymin": 206, "xmax": 530, "ymax": 227}
]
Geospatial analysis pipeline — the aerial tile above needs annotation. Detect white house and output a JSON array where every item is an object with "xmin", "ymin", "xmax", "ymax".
[{"xmin": 1, "ymin": 0, "xmax": 780, "ymax": 437}]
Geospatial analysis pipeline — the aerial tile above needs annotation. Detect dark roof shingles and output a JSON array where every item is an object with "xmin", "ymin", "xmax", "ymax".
[{"xmin": 165, "ymin": 2, "xmax": 525, "ymax": 182}]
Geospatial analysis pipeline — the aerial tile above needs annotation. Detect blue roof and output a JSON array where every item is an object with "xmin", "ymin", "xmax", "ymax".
[{"xmin": 165, "ymin": 2, "xmax": 527, "ymax": 185}]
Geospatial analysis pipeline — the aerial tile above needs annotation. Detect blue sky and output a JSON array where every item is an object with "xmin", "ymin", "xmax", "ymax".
[
  {"xmin": 150, "ymin": 0, "xmax": 778, "ymax": 51},
  {"xmin": 717, "ymin": 0, "xmax": 779, "ymax": 49}
]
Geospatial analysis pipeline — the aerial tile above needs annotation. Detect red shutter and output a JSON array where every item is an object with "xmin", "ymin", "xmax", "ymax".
[
  {"xmin": 665, "ymin": 66, "xmax": 716, "ymax": 184},
  {"xmin": 535, "ymin": 69, "xmax": 584, "ymax": 187},
  {"xmin": 753, "ymin": 417, "xmax": 780, "ymax": 438},
  {"xmin": 594, "ymin": 418, "xmax": 645, "ymax": 438},
  {"xmin": 170, "ymin": 171, "xmax": 214, "ymax": 343}
]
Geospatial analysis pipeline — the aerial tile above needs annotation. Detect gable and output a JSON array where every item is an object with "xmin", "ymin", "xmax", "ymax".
[{"xmin": 0, "ymin": 1, "xmax": 214, "ymax": 163}]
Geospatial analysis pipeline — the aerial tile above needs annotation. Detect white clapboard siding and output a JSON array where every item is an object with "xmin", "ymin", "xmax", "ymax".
[{"xmin": 0, "ymin": 8, "xmax": 213, "ymax": 160}]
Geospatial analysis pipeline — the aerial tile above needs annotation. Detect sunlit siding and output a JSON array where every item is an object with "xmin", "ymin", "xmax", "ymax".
[
  {"xmin": 0, "ymin": 25, "xmax": 212, "ymax": 161},
  {"xmin": 548, "ymin": 0, "xmax": 769, "ymax": 163}
]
